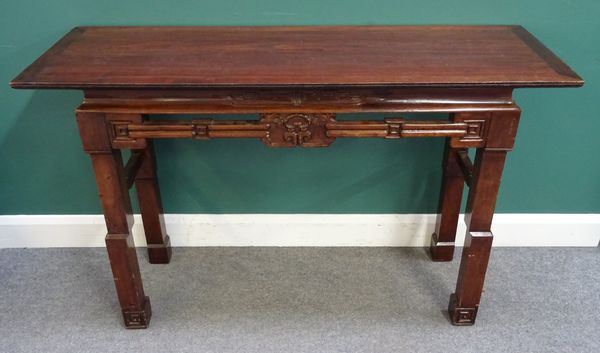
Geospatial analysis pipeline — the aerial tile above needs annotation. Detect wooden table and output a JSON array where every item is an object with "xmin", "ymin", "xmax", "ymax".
[{"xmin": 11, "ymin": 26, "xmax": 583, "ymax": 328}]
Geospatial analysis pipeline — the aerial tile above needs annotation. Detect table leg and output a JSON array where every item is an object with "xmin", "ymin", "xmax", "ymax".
[
  {"xmin": 134, "ymin": 141, "xmax": 172, "ymax": 264},
  {"xmin": 430, "ymin": 139, "xmax": 465, "ymax": 261},
  {"xmin": 77, "ymin": 112, "xmax": 151, "ymax": 328},
  {"xmin": 448, "ymin": 110, "xmax": 520, "ymax": 325}
]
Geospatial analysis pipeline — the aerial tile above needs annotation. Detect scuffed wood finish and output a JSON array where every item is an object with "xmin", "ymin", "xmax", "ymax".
[
  {"xmin": 10, "ymin": 26, "xmax": 583, "ymax": 328},
  {"xmin": 76, "ymin": 112, "xmax": 151, "ymax": 328},
  {"xmin": 449, "ymin": 109, "xmax": 521, "ymax": 325}
]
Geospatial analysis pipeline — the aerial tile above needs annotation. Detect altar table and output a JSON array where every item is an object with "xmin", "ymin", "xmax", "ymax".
[{"xmin": 11, "ymin": 26, "xmax": 583, "ymax": 328}]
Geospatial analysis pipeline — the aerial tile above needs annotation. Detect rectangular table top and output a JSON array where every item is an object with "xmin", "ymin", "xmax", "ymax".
[{"xmin": 11, "ymin": 25, "xmax": 582, "ymax": 89}]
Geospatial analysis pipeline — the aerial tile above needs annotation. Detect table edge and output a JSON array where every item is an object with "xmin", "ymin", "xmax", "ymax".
[{"xmin": 9, "ymin": 25, "xmax": 585, "ymax": 90}]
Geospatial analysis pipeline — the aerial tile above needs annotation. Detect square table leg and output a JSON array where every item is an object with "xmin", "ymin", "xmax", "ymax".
[
  {"xmin": 430, "ymin": 139, "xmax": 465, "ymax": 261},
  {"xmin": 134, "ymin": 140, "xmax": 172, "ymax": 264},
  {"xmin": 448, "ymin": 109, "xmax": 520, "ymax": 325},
  {"xmin": 76, "ymin": 112, "xmax": 151, "ymax": 328}
]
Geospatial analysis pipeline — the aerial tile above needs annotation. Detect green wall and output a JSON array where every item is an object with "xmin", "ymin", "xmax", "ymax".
[{"xmin": 1, "ymin": 0, "xmax": 598, "ymax": 215}]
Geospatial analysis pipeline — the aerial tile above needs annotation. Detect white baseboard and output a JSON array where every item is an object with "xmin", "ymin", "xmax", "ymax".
[{"xmin": 0, "ymin": 214, "xmax": 598, "ymax": 248}]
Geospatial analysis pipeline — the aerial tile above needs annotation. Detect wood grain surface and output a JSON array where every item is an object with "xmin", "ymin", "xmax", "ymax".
[{"xmin": 11, "ymin": 26, "xmax": 583, "ymax": 89}]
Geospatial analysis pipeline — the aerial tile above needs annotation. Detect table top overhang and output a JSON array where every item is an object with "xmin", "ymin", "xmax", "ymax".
[{"xmin": 11, "ymin": 25, "xmax": 583, "ymax": 90}]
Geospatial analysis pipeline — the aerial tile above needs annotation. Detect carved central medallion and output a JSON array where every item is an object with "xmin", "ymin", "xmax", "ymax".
[
  {"xmin": 260, "ymin": 113, "xmax": 336, "ymax": 147},
  {"xmin": 283, "ymin": 114, "xmax": 312, "ymax": 145}
]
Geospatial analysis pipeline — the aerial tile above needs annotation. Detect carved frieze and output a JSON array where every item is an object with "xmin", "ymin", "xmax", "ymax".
[
  {"xmin": 261, "ymin": 113, "xmax": 336, "ymax": 147},
  {"xmin": 103, "ymin": 113, "xmax": 487, "ymax": 149}
]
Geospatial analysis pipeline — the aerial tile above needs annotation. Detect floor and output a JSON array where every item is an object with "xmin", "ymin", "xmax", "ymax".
[{"xmin": 1, "ymin": 247, "xmax": 598, "ymax": 353}]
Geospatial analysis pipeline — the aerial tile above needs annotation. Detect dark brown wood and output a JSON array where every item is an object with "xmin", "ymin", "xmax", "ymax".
[
  {"xmin": 10, "ymin": 26, "xmax": 582, "ymax": 89},
  {"xmin": 10, "ymin": 26, "xmax": 582, "ymax": 328},
  {"xmin": 456, "ymin": 149, "xmax": 474, "ymax": 187},
  {"xmin": 79, "ymin": 87, "xmax": 518, "ymax": 114},
  {"xmin": 261, "ymin": 113, "xmax": 336, "ymax": 147},
  {"xmin": 430, "ymin": 139, "xmax": 466, "ymax": 262},
  {"xmin": 134, "ymin": 139, "xmax": 171, "ymax": 264},
  {"xmin": 76, "ymin": 112, "xmax": 151, "ymax": 328},
  {"xmin": 449, "ymin": 109, "xmax": 520, "ymax": 325},
  {"xmin": 124, "ymin": 151, "xmax": 144, "ymax": 189},
  {"xmin": 98, "ymin": 115, "xmax": 482, "ymax": 148}
]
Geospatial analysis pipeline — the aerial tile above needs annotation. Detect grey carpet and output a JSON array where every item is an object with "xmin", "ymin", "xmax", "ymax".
[{"xmin": 1, "ymin": 247, "xmax": 598, "ymax": 353}]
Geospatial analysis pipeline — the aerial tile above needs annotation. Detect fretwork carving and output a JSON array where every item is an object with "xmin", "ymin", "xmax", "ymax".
[{"xmin": 103, "ymin": 114, "xmax": 487, "ymax": 149}]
